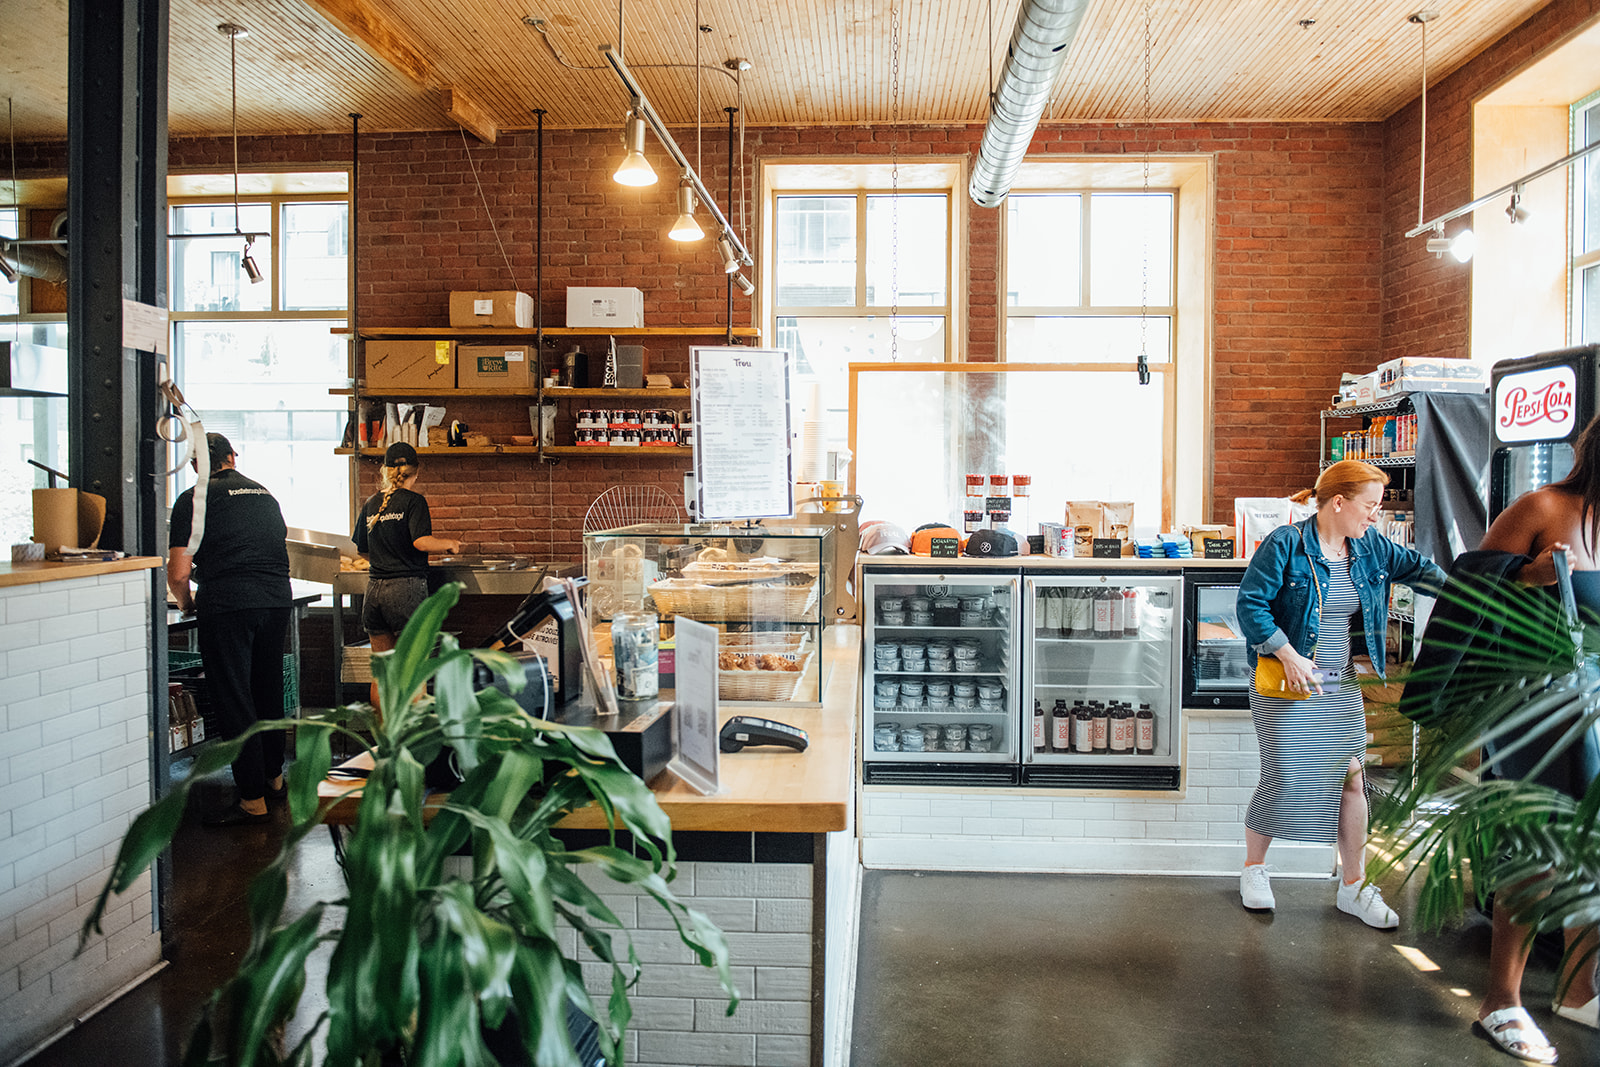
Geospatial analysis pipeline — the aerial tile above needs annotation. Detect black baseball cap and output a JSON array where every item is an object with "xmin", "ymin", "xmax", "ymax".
[
  {"xmin": 206, "ymin": 432, "xmax": 235, "ymax": 468},
  {"xmin": 963, "ymin": 529, "xmax": 1018, "ymax": 557},
  {"xmin": 383, "ymin": 442, "xmax": 420, "ymax": 467}
]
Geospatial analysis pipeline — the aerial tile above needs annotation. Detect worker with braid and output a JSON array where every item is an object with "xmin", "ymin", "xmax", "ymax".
[{"xmin": 352, "ymin": 442, "xmax": 461, "ymax": 707}]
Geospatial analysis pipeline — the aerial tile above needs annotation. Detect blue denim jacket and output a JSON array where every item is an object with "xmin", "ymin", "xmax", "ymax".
[{"xmin": 1236, "ymin": 515, "xmax": 1447, "ymax": 679}]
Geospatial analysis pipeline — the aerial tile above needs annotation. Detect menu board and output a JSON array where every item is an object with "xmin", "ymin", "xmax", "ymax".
[{"xmin": 689, "ymin": 347, "xmax": 793, "ymax": 521}]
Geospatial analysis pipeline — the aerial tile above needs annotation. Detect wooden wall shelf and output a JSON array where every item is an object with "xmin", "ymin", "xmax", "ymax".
[{"xmin": 335, "ymin": 326, "xmax": 760, "ymax": 339}]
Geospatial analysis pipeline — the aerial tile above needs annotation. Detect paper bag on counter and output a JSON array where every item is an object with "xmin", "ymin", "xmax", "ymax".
[
  {"xmin": 32, "ymin": 488, "xmax": 105, "ymax": 554},
  {"xmin": 1103, "ymin": 501, "xmax": 1135, "ymax": 541},
  {"xmin": 1234, "ymin": 498, "xmax": 1294, "ymax": 559},
  {"xmin": 1065, "ymin": 501, "xmax": 1105, "ymax": 555}
]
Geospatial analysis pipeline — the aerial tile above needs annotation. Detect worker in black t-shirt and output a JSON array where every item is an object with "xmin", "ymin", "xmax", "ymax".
[
  {"xmin": 352, "ymin": 442, "xmax": 462, "ymax": 708},
  {"xmin": 168, "ymin": 433, "xmax": 293, "ymax": 827}
]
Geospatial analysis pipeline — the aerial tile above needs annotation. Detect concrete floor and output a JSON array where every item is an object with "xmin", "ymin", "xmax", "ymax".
[
  {"xmin": 850, "ymin": 868, "xmax": 1600, "ymax": 1066},
  {"xmin": 19, "ymin": 814, "xmax": 1600, "ymax": 1066}
]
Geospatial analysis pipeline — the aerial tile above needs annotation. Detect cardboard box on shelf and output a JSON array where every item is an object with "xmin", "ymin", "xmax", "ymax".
[
  {"xmin": 1374, "ymin": 357, "xmax": 1487, "ymax": 399},
  {"xmin": 1332, "ymin": 372, "xmax": 1379, "ymax": 408},
  {"xmin": 366, "ymin": 340, "xmax": 456, "ymax": 390},
  {"xmin": 457, "ymin": 344, "xmax": 532, "ymax": 388},
  {"xmin": 448, "ymin": 290, "xmax": 534, "ymax": 329},
  {"xmin": 567, "ymin": 286, "xmax": 645, "ymax": 328}
]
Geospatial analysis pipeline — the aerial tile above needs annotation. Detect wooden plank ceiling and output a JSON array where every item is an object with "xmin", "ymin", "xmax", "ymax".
[{"xmin": 0, "ymin": 0, "xmax": 1558, "ymax": 143}]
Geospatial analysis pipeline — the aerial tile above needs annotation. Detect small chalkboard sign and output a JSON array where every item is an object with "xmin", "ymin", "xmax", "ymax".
[
  {"xmin": 1204, "ymin": 538, "xmax": 1236, "ymax": 559},
  {"xmin": 985, "ymin": 496, "xmax": 1011, "ymax": 512},
  {"xmin": 1092, "ymin": 538, "xmax": 1122, "ymax": 559},
  {"xmin": 930, "ymin": 537, "xmax": 960, "ymax": 558}
]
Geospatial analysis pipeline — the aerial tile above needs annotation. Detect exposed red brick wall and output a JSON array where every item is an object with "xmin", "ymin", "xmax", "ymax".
[
  {"xmin": 1381, "ymin": 0, "xmax": 1600, "ymax": 362},
  {"xmin": 161, "ymin": 118, "xmax": 1387, "ymax": 543}
]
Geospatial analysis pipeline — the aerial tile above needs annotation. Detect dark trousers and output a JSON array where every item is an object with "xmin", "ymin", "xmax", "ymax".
[{"xmin": 198, "ymin": 606, "xmax": 291, "ymax": 801}]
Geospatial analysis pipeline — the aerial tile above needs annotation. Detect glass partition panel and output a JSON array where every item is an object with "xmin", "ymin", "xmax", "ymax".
[{"xmin": 850, "ymin": 363, "xmax": 1170, "ymax": 535}]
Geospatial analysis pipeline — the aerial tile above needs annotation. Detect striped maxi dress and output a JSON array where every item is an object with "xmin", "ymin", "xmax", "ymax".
[{"xmin": 1245, "ymin": 556, "xmax": 1367, "ymax": 844}]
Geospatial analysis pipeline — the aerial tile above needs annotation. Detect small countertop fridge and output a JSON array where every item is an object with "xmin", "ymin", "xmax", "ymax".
[{"xmin": 1180, "ymin": 566, "xmax": 1250, "ymax": 712}]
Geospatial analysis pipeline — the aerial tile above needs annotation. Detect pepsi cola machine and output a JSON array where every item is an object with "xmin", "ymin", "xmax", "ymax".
[{"xmin": 1489, "ymin": 344, "xmax": 1600, "ymax": 521}]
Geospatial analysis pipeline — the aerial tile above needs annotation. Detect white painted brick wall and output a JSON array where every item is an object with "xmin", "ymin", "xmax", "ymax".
[
  {"xmin": 862, "ymin": 716, "xmax": 1336, "ymax": 876},
  {"xmin": 557, "ymin": 860, "xmax": 814, "ymax": 1067},
  {"xmin": 0, "ymin": 570, "xmax": 163, "ymax": 1065}
]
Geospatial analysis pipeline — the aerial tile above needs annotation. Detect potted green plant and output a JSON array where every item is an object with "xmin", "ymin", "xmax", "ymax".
[
  {"xmin": 1368, "ymin": 575, "xmax": 1600, "ymax": 984},
  {"xmin": 82, "ymin": 584, "xmax": 736, "ymax": 1067}
]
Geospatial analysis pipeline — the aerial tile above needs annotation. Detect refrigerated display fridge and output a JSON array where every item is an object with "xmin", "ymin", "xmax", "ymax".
[
  {"xmin": 861, "ymin": 570, "xmax": 1021, "ymax": 786},
  {"xmin": 1180, "ymin": 567, "xmax": 1250, "ymax": 712},
  {"xmin": 1490, "ymin": 344, "xmax": 1600, "ymax": 520},
  {"xmin": 1023, "ymin": 574, "xmax": 1182, "ymax": 789}
]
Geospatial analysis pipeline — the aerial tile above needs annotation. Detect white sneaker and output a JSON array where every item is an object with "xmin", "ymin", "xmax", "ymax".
[
  {"xmin": 1336, "ymin": 880, "xmax": 1399, "ymax": 929},
  {"xmin": 1240, "ymin": 864, "xmax": 1274, "ymax": 910}
]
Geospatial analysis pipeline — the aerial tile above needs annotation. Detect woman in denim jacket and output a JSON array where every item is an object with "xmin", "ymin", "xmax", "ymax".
[{"xmin": 1234, "ymin": 460, "xmax": 1445, "ymax": 926}]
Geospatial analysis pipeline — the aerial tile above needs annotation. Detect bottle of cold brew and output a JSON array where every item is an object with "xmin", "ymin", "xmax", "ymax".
[
  {"xmin": 1072, "ymin": 701, "xmax": 1093, "ymax": 753},
  {"xmin": 1091, "ymin": 701, "xmax": 1110, "ymax": 754},
  {"xmin": 1051, "ymin": 699, "xmax": 1072, "ymax": 752},
  {"xmin": 1033, "ymin": 700, "xmax": 1046, "ymax": 752},
  {"xmin": 1122, "ymin": 589, "xmax": 1140, "ymax": 637},
  {"xmin": 1109, "ymin": 703, "xmax": 1133, "ymax": 754},
  {"xmin": 1136, "ymin": 703, "xmax": 1155, "ymax": 754}
]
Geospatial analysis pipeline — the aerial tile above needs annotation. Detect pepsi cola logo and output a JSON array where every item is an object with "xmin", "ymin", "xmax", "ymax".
[
  {"xmin": 1495, "ymin": 365, "xmax": 1578, "ymax": 443},
  {"xmin": 1499, "ymin": 382, "xmax": 1574, "ymax": 429}
]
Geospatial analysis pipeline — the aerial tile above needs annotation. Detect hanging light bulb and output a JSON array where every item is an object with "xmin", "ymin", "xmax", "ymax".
[
  {"xmin": 717, "ymin": 233, "xmax": 740, "ymax": 274},
  {"xmin": 668, "ymin": 177, "xmax": 703, "ymax": 242},
  {"xmin": 613, "ymin": 110, "xmax": 657, "ymax": 187}
]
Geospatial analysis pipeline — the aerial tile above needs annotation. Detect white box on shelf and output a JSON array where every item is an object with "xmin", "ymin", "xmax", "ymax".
[{"xmin": 566, "ymin": 287, "xmax": 645, "ymax": 328}]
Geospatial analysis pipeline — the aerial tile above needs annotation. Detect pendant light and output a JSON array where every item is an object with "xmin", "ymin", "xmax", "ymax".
[
  {"xmin": 613, "ymin": 108, "xmax": 657, "ymax": 186},
  {"xmin": 219, "ymin": 23, "xmax": 264, "ymax": 284},
  {"xmin": 668, "ymin": 176, "xmax": 703, "ymax": 241}
]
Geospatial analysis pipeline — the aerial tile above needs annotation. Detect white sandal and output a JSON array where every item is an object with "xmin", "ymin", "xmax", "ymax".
[
  {"xmin": 1476, "ymin": 1006, "xmax": 1558, "ymax": 1064},
  {"xmin": 1550, "ymin": 995, "xmax": 1598, "ymax": 1029}
]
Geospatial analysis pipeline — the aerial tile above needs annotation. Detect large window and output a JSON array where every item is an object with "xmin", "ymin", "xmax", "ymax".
[
  {"xmin": 771, "ymin": 184, "xmax": 954, "ymax": 457},
  {"xmin": 169, "ymin": 192, "xmax": 349, "ymax": 533},
  {"xmin": 1575, "ymin": 92, "xmax": 1600, "ymax": 344},
  {"xmin": 1001, "ymin": 189, "xmax": 1179, "ymax": 532},
  {"xmin": 1, "ymin": 208, "xmax": 71, "ymax": 546}
]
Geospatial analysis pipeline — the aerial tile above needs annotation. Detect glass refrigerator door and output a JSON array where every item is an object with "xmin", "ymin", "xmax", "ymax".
[
  {"xmin": 1023, "ymin": 575, "xmax": 1180, "ymax": 785},
  {"xmin": 862, "ymin": 572, "xmax": 1020, "ymax": 773},
  {"xmin": 1185, "ymin": 580, "xmax": 1250, "ymax": 709}
]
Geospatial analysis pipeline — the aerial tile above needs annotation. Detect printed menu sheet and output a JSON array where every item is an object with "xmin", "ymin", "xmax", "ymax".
[{"xmin": 690, "ymin": 347, "xmax": 793, "ymax": 520}]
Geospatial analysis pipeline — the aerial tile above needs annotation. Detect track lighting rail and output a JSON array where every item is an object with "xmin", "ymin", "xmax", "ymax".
[
  {"xmin": 1405, "ymin": 139, "xmax": 1600, "ymax": 239},
  {"xmin": 599, "ymin": 44, "xmax": 752, "ymax": 269}
]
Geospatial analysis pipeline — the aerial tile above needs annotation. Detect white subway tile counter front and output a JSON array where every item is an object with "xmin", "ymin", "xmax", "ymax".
[{"xmin": 0, "ymin": 557, "xmax": 165, "ymax": 1065}]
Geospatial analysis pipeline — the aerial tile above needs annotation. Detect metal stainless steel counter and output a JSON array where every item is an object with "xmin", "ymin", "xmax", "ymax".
[{"xmin": 327, "ymin": 555, "xmax": 581, "ymax": 704}]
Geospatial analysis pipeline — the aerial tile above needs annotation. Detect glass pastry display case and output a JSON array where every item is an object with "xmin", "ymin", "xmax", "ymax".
[{"xmin": 583, "ymin": 523, "xmax": 834, "ymax": 705}]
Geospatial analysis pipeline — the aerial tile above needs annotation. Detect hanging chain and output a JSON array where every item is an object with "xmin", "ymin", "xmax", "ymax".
[
  {"xmin": 1136, "ymin": 0, "xmax": 1152, "ymax": 385},
  {"xmin": 889, "ymin": 0, "xmax": 901, "ymax": 362}
]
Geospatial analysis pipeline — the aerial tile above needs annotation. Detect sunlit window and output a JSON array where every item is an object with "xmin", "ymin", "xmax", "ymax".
[
  {"xmin": 169, "ymin": 192, "xmax": 350, "ymax": 533},
  {"xmin": 1574, "ymin": 92, "xmax": 1600, "ymax": 344},
  {"xmin": 773, "ymin": 188, "xmax": 953, "ymax": 462}
]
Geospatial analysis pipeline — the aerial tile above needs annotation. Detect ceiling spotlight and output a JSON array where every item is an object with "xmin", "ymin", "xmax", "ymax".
[
  {"xmin": 734, "ymin": 271, "xmax": 755, "ymax": 297},
  {"xmin": 1506, "ymin": 187, "xmax": 1531, "ymax": 225},
  {"xmin": 717, "ymin": 233, "xmax": 740, "ymax": 274},
  {"xmin": 1427, "ymin": 225, "xmax": 1474, "ymax": 262},
  {"xmin": 613, "ymin": 110, "xmax": 657, "ymax": 187},
  {"xmin": 241, "ymin": 236, "xmax": 264, "ymax": 284},
  {"xmin": 668, "ymin": 177, "xmax": 704, "ymax": 242}
]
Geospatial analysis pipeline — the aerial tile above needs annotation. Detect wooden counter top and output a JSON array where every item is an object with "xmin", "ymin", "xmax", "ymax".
[
  {"xmin": 0, "ymin": 556, "xmax": 162, "ymax": 588},
  {"xmin": 320, "ymin": 626, "xmax": 861, "ymax": 835}
]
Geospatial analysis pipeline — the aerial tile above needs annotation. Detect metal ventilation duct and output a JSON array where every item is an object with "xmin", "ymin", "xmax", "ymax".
[{"xmin": 968, "ymin": 0, "xmax": 1090, "ymax": 208}]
